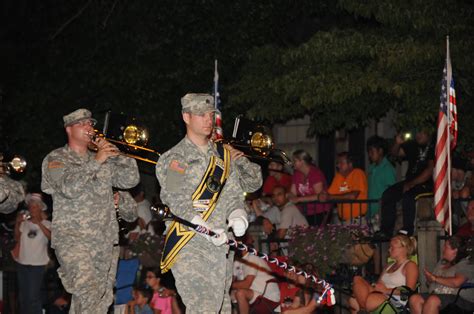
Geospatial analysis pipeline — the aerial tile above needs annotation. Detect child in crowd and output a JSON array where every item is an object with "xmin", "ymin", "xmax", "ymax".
[
  {"xmin": 126, "ymin": 287, "xmax": 154, "ymax": 314},
  {"xmin": 145, "ymin": 267, "xmax": 180, "ymax": 314}
]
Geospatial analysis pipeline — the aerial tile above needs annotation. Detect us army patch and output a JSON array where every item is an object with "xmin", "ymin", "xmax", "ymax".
[{"xmin": 48, "ymin": 161, "xmax": 64, "ymax": 169}]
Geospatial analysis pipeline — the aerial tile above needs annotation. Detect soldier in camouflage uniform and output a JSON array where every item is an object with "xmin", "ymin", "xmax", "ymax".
[
  {"xmin": 0, "ymin": 171, "xmax": 25, "ymax": 214},
  {"xmin": 156, "ymin": 93, "xmax": 262, "ymax": 313},
  {"xmin": 41, "ymin": 109, "xmax": 140, "ymax": 313}
]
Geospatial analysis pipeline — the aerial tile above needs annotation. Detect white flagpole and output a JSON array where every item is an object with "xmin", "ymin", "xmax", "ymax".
[
  {"xmin": 214, "ymin": 59, "xmax": 218, "ymax": 108},
  {"xmin": 446, "ymin": 36, "xmax": 453, "ymax": 236}
]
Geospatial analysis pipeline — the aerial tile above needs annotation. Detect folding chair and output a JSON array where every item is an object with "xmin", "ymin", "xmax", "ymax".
[
  {"xmin": 371, "ymin": 285, "xmax": 415, "ymax": 314},
  {"xmin": 114, "ymin": 258, "xmax": 140, "ymax": 305},
  {"xmin": 442, "ymin": 282, "xmax": 474, "ymax": 314}
]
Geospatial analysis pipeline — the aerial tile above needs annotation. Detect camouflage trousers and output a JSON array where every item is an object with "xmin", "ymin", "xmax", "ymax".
[
  {"xmin": 55, "ymin": 242, "xmax": 120, "ymax": 314},
  {"xmin": 172, "ymin": 248, "xmax": 234, "ymax": 313}
]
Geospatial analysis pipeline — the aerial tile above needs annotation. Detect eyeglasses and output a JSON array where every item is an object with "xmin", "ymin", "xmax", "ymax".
[{"xmin": 74, "ymin": 120, "xmax": 96, "ymax": 127}]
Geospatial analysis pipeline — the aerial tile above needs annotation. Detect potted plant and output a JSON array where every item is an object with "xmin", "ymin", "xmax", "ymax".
[
  {"xmin": 288, "ymin": 224, "xmax": 370, "ymax": 278},
  {"xmin": 128, "ymin": 232, "xmax": 164, "ymax": 268}
]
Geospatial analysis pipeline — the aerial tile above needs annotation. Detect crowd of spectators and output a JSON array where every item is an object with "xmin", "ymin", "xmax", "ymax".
[{"xmin": 1, "ymin": 130, "xmax": 473, "ymax": 313}]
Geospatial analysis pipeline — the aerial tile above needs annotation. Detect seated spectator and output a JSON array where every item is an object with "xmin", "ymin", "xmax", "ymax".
[
  {"xmin": 251, "ymin": 198, "xmax": 281, "ymax": 230},
  {"xmin": 349, "ymin": 233, "xmax": 418, "ymax": 313},
  {"xmin": 289, "ymin": 149, "xmax": 331, "ymax": 226},
  {"xmin": 282, "ymin": 265, "xmax": 324, "ymax": 314},
  {"xmin": 279, "ymin": 268, "xmax": 304, "ymax": 312},
  {"xmin": 145, "ymin": 268, "xmax": 180, "ymax": 314},
  {"xmin": 409, "ymin": 236, "xmax": 473, "ymax": 313},
  {"xmin": 451, "ymin": 156, "xmax": 471, "ymax": 198},
  {"xmin": 378, "ymin": 129, "xmax": 434, "ymax": 237},
  {"xmin": 131, "ymin": 184, "xmax": 153, "ymax": 233},
  {"xmin": 125, "ymin": 286, "xmax": 154, "ymax": 314},
  {"xmin": 321, "ymin": 152, "xmax": 368, "ymax": 223},
  {"xmin": 366, "ymin": 136, "xmax": 396, "ymax": 231},
  {"xmin": 14, "ymin": 192, "xmax": 52, "ymax": 314},
  {"xmin": 282, "ymin": 291, "xmax": 322, "ymax": 314},
  {"xmin": 251, "ymin": 154, "xmax": 293, "ymax": 230},
  {"xmin": 231, "ymin": 240, "xmax": 281, "ymax": 314},
  {"xmin": 451, "ymin": 156, "xmax": 472, "ymax": 229},
  {"xmin": 262, "ymin": 159, "xmax": 292, "ymax": 198},
  {"xmin": 456, "ymin": 199, "xmax": 474, "ymax": 239},
  {"xmin": 272, "ymin": 186, "xmax": 308, "ymax": 239}
]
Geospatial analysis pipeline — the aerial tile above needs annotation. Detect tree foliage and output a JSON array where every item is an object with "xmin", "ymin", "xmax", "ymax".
[
  {"xmin": 0, "ymin": 0, "xmax": 473, "ymax": 186},
  {"xmin": 229, "ymin": 0, "xmax": 474, "ymax": 143}
]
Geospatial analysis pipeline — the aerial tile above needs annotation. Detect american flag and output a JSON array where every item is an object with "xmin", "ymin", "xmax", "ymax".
[
  {"xmin": 434, "ymin": 37, "xmax": 457, "ymax": 234},
  {"xmin": 213, "ymin": 60, "xmax": 223, "ymax": 139}
]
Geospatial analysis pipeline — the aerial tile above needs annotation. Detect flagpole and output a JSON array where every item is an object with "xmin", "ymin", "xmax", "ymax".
[
  {"xmin": 446, "ymin": 35, "xmax": 453, "ymax": 236},
  {"xmin": 214, "ymin": 60, "xmax": 218, "ymax": 107},
  {"xmin": 213, "ymin": 59, "xmax": 223, "ymax": 139}
]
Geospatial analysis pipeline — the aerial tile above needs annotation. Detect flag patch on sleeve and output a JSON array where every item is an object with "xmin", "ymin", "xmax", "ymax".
[
  {"xmin": 48, "ymin": 161, "xmax": 64, "ymax": 169},
  {"xmin": 169, "ymin": 160, "xmax": 186, "ymax": 174}
]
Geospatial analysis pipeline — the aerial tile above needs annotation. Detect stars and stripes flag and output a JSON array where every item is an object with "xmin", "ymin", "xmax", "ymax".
[
  {"xmin": 434, "ymin": 36, "xmax": 458, "ymax": 235},
  {"xmin": 213, "ymin": 59, "xmax": 223, "ymax": 139}
]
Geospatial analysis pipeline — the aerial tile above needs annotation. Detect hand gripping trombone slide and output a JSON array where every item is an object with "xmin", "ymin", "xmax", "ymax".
[{"xmin": 151, "ymin": 204, "xmax": 336, "ymax": 306}]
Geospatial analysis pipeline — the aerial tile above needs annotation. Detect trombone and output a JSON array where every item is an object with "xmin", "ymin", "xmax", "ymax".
[
  {"xmin": 216, "ymin": 128, "xmax": 292, "ymax": 166},
  {"xmin": 1, "ymin": 155, "xmax": 27, "ymax": 174},
  {"xmin": 89, "ymin": 125, "xmax": 160, "ymax": 165},
  {"xmin": 217, "ymin": 130, "xmax": 273, "ymax": 158}
]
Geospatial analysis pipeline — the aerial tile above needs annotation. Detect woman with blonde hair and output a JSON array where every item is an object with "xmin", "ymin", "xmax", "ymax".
[{"xmin": 349, "ymin": 233, "xmax": 419, "ymax": 313}]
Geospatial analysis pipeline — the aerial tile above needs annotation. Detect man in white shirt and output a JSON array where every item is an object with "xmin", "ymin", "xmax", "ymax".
[
  {"xmin": 131, "ymin": 185, "xmax": 152, "ymax": 231},
  {"xmin": 272, "ymin": 186, "xmax": 309, "ymax": 239},
  {"xmin": 231, "ymin": 236, "xmax": 280, "ymax": 314}
]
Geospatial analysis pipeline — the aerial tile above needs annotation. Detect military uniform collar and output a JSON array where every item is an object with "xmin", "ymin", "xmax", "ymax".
[
  {"xmin": 64, "ymin": 144, "xmax": 94, "ymax": 161},
  {"xmin": 183, "ymin": 136, "xmax": 216, "ymax": 157}
]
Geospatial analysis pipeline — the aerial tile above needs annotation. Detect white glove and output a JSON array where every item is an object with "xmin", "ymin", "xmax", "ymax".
[
  {"xmin": 228, "ymin": 208, "xmax": 249, "ymax": 237},
  {"xmin": 210, "ymin": 229, "xmax": 228, "ymax": 246}
]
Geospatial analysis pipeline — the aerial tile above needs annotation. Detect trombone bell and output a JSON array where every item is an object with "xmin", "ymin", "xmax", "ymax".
[
  {"xmin": 123, "ymin": 125, "xmax": 149, "ymax": 146},
  {"xmin": 10, "ymin": 156, "xmax": 27, "ymax": 173},
  {"xmin": 1, "ymin": 155, "xmax": 27, "ymax": 174},
  {"xmin": 250, "ymin": 132, "xmax": 273, "ymax": 156}
]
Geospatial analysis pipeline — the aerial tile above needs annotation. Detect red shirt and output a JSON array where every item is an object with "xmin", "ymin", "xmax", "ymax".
[
  {"xmin": 456, "ymin": 221, "xmax": 474, "ymax": 238},
  {"xmin": 279, "ymin": 283, "xmax": 300, "ymax": 310},
  {"xmin": 263, "ymin": 173, "xmax": 292, "ymax": 196},
  {"xmin": 292, "ymin": 166, "xmax": 331, "ymax": 215}
]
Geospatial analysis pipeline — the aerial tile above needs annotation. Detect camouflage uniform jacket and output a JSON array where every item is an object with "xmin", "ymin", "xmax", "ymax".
[
  {"xmin": 156, "ymin": 137, "xmax": 262, "ymax": 312},
  {"xmin": 41, "ymin": 145, "xmax": 139, "ymax": 314},
  {"xmin": 0, "ymin": 174, "xmax": 25, "ymax": 214},
  {"xmin": 41, "ymin": 145, "xmax": 139, "ymax": 248}
]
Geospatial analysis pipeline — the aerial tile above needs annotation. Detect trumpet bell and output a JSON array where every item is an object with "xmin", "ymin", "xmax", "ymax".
[{"xmin": 123, "ymin": 125, "xmax": 148, "ymax": 146}]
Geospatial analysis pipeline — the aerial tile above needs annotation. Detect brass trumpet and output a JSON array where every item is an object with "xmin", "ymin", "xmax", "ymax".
[
  {"xmin": 1, "ymin": 155, "xmax": 27, "ymax": 174},
  {"xmin": 88, "ymin": 125, "xmax": 160, "ymax": 165}
]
